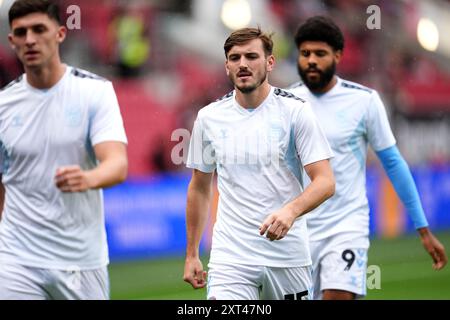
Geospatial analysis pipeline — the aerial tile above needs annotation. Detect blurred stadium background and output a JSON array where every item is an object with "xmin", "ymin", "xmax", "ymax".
[{"xmin": 1, "ymin": 0, "xmax": 450, "ymax": 299}]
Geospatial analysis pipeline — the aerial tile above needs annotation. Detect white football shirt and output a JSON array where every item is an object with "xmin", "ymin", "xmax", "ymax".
[
  {"xmin": 0, "ymin": 66, "xmax": 127, "ymax": 270},
  {"xmin": 288, "ymin": 77, "xmax": 396, "ymax": 244},
  {"xmin": 187, "ymin": 86, "xmax": 333, "ymax": 267}
]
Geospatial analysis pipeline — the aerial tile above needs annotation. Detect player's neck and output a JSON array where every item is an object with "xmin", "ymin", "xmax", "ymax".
[
  {"xmin": 235, "ymin": 82, "xmax": 271, "ymax": 109},
  {"xmin": 25, "ymin": 58, "xmax": 66, "ymax": 90},
  {"xmin": 311, "ymin": 75, "xmax": 338, "ymax": 95}
]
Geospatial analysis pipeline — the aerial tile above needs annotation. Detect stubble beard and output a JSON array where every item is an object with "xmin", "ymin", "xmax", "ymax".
[{"xmin": 233, "ymin": 72, "xmax": 268, "ymax": 94}]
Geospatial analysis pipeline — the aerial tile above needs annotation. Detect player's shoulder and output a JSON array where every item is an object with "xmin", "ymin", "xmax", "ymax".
[
  {"xmin": 286, "ymin": 81, "xmax": 305, "ymax": 91},
  {"xmin": 69, "ymin": 66, "xmax": 109, "ymax": 84},
  {"xmin": 214, "ymin": 90, "xmax": 234, "ymax": 104},
  {"xmin": 339, "ymin": 78, "xmax": 374, "ymax": 96},
  {"xmin": 198, "ymin": 90, "xmax": 234, "ymax": 116},
  {"xmin": 0, "ymin": 74, "xmax": 24, "ymax": 94},
  {"xmin": 284, "ymin": 81, "xmax": 309, "ymax": 97},
  {"xmin": 68, "ymin": 66, "xmax": 113, "ymax": 98},
  {"xmin": 0, "ymin": 75, "xmax": 25, "ymax": 108},
  {"xmin": 273, "ymin": 87, "xmax": 306, "ymax": 103}
]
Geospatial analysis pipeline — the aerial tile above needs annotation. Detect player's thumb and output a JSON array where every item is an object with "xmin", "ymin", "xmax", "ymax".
[{"xmin": 195, "ymin": 269, "xmax": 204, "ymax": 280}]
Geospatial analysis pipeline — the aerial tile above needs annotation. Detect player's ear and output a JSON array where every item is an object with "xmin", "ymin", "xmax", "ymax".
[
  {"xmin": 266, "ymin": 54, "xmax": 275, "ymax": 72},
  {"xmin": 8, "ymin": 34, "xmax": 16, "ymax": 51},
  {"xmin": 334, "ymin": 50, "xmax": 342, "ymax": 64},
  {"xmin": 225, "ymin": 60, "xmax": 230, "ymax": 76},
  {"xmin": 56, "ymin": 25, "xmax": 67, "ymax": 44}
]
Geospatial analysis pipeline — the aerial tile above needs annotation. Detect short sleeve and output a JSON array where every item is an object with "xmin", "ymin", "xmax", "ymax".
[
  {"xmin": 89, "ymin": 81, "xmax": 128, "ymax": 146},
  {"xmin": 293, "ymin": 102, "xmax": 334, "ymax": 166},
  {"xmin": 366, "ymin": 91, "xmax": 396, "ymax": 151},
  {"xmin": 186, "ymin": 116, "xmax": 216, "ymax": 173}
]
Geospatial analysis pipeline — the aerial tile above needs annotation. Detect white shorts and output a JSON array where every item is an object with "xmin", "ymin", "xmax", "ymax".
[
  {"xmin": 207, "ymin": 262, "xmax": 313, "ymax": 300},
  {"xmin": 0, "ymin": 262, "xmax": 110, "ymax": 300},
  {"xmin": 310, "ymin": 234, "xmax": 369, "ymax": 299}
]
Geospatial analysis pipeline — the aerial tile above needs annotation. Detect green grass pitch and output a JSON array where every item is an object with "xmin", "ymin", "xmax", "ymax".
[{"xmin": 109, "ymin": 231, "xmax": 450, "ymax": 300}]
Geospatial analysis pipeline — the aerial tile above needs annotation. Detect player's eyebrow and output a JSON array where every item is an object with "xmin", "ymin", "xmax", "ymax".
[
  {"xmin": 244, "ymin": 52, "xmax": 259, "ymax": 58},
  {"xmin": 12, "ymin": 23, "xmax": 47, "ymax": 36},
  {"xmin": 300, "ymin": 49, "xmax": 328, "ymax": 55},
  {"xmin": 228, "ymin": 51, "xmax": 259, "ymax": 60}
]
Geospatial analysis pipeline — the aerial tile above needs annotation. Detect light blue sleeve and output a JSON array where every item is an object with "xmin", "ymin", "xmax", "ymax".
[{"xmin": 376, "ymin": 145, "xmax": 428, "ymax": 229}]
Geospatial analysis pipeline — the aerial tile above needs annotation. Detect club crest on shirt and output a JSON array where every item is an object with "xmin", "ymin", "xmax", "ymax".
[
  {"xmin": 220, "ymin": 129, "xmax": 228, "ymax": 139},
  {"xmin": 64, "ymin": 105, "xmax": 82, "ymax": 127},
  {"xmin": 11, "ymin": 115, "xmax": 24, "ymax": 127},
  {"xmin": 270, "ymin": 122, "xmax": 283, "ymax": 140}
]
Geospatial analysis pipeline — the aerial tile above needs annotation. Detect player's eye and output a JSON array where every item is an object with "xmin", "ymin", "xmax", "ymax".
[
  {"xmin": 228, "ymin": 55, "xmax": 240, "ymax": 61},
  {"xmin": 315, "ymin": 51, "xmax": 327, "ymax": 57},
  {"xmin": 246, "ymin": 53, "xmax": 259, "ymax": 60},
  {"xmin": 13, "ymin": 28, "xmax": 27, "ymax": 37},
  {"xmin": 32, "ymin": 25, "xmax": 47, "ymax": 34},
  {"xmin": 300, "ymin": 50, "xmax": 310, "ymax": 57}
]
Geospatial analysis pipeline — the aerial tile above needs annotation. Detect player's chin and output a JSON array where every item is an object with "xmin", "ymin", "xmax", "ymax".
[
  {"xmin": 236, "ymin": 84, "xmax": 257, "ymax": 94},
  {"xmin": 306, "ymin": 74, "xmax": 321, "ymax": 83},
  {"xmin": 23, "ymin": 60, "xmax": 42, "ymax": 69}
]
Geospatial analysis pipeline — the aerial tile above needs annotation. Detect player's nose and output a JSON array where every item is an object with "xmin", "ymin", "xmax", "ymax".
[
  {"xmin": 307, "ymin": 54, "xmax": 318, "ymax": 65},
  {"xmin": 25, "ymin": 30, "xmax": 37, "ymax": 46},
  {"xmin": 238, "ymin": 56, "xmax": 249, "ymax": 68}
]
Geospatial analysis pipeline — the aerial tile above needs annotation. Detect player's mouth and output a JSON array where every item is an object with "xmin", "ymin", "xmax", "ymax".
[
  {"xmin": 237, "ymin": 71, "xmax": 252, "ymax": 81},
  {"xmin": 24, "ymin": 50, "xmax": 40, "ymax": 59},
  {"xmin": 306, "ymin": 69, "xmax": 321, "ymax": 75}
]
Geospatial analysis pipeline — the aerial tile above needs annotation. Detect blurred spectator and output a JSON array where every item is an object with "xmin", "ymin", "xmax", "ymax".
[
  {"xmin": 108, "ymin": 4, "xmax": 151, "ymax": 78},
  {"xmin": 150, "ymin": 135, "xmax": 177, "ymax": 172}
]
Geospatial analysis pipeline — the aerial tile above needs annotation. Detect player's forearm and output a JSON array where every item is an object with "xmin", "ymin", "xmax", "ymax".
[
  {"xmin": 86, "ymin": 156, "xmax": 128, "ymax": 189},
  {"xmin": 376, "ymin": 146, "xmax": 428, "ymax": 229},
  {"xmin": 287, "ymin": 174, "xmax": 335, "ymax": 219},
  {"xmin": 185, "ymin": 182, "xmax": 212, "ymax": 259}
]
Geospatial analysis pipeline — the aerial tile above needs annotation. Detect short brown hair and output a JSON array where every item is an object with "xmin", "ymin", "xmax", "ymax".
[
  {"xmin": 9, "ymin": 0, "xmax": 61, "ymax": 26},
  {"xmin": 224, "ymin": 27, "xmax": 273, "ymax": 58}
]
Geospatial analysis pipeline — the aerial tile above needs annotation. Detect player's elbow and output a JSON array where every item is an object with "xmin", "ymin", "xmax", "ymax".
[
  {"xmin": 117, "ymin": 159, "xmax": 128, "ymax": 183},
  {"xmin": 323, "ymin": 175, "xmax": 335, "ymax": 201},
  {"xmin": 114, "ymin": 156, "xmax": 128, "ymax": 184}
]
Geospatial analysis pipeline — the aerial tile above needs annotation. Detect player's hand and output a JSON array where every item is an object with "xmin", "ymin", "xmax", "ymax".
[
  {"xmin": 55, "ymin": 165, "xmax": 93, "ymax": 193},
  {"xmin": 259, "ymin": 205, "xmax": 297, "ymax": 241},
  {"xmin": 183, "ymin": 257, "xmax": 207, "ymax": 289},
  {"xmin": 418, "ymin": 227, "xmax": 447, "ymax": 270}
]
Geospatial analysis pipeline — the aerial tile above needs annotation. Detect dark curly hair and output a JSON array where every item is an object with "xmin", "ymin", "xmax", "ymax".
[{"xmin": 294, "ymin": 16, "xmax": 344, "ymax": 51}]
